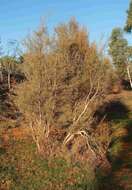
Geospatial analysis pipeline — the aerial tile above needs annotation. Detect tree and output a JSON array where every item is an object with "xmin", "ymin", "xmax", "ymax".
[
  {"xmin": 109, "ymin": 28, "xmax": 128, "ymax": 78},
  {"xmin": 15, "ymin": 25, "xmax": 56, "ymax": 152},
  {"xmin": 126, "ymin": 46, "xmax": 132, "ymax": 88},
  {"xmin": 53, "ymin": 19, "xmax": 112, "ymax": 161},
  {"xmin": 1, "ymin": 56, "xmax": 20, "ymax": 89},
  {"xmin": 124, "ymin": 0, "xmax": 132, "ymax": 88},
  {"xmin": 0, "ymin": 39, "xmax": 3, "ymax": 82},
  {"xmin": 1, "ymin": 40, "xmax": 19, "ymax": 89},
  {"xmin": 15, "ymin": 19, "xmax": 112, "ymax": 162},
  {"xmin": 124, "ymin": 0, "xmax": 132, "ymax": 33}
]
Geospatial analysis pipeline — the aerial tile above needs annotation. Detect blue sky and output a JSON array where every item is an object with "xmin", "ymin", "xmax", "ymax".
[{"xmin": 0, "ymin": 0, "xmax": 131, "ymax": 49}]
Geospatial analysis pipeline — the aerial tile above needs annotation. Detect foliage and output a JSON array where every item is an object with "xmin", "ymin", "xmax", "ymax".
[
  {"xmin": 124, "ymin": 0, "xmax": 132, "ymax": 33},
  {"xmin": 0, "ymin": 11, "xmax": 132, "ymax": 190},
  {"xmin": 0, "ymin": 55, "xmax": 22, "ymax": 89},
  {"xmin": 14, "ymin": 19, "xmax": 113, "ymax": 159},
  {"xmin": 109, "ymin": 28, "xmax": 128, "ymax": 78},
  {"xmin": 0, "ymin": 138, "xmax": 98, "ymax": 190}
]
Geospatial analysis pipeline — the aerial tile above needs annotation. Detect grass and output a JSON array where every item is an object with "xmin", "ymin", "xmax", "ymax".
[
  {"xmin": 105, "ymin": 92, "xmax": 132, "ymax": 190},
  {"xmin": 0, "ymin": 90, "xmax": 132, "ymax": 190},
  {"xmin": 0, "ymin": 83, "xmax": 99, "ymax": 189},
  {"xmin": 0, "ymin": 137, "xmax": 99, "ymax": 190}
]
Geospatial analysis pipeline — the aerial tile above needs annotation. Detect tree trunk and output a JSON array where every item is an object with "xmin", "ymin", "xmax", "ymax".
[
  {"xmin": 0, "ymin": 63, "xmax": 3, "ymax": 82},
  {"xmin": 36, "ymin": 140, "xmax": 41, "ymax": 153},
  {"xmin": 8, "ymin": 71, "xmax": 11, "ymax": 89},
  {"xmin": 0, "ymin": 71, "xmax": 3, "ymax": 82},
  {"xmin": 127, "ymin": 65, "xmax": 132, "ymax": 89}
]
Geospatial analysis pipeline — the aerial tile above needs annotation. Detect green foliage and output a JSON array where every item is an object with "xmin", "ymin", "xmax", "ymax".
[
  {"xmin": 0, "ymin": 138, "xmax": 98, "ymax": 190},
  {"xmin": 0, "ymin": 56, "xmax": 22, "ymax": 76},
  {"xmin": 125, "ymin": 0, "xmax": 132, "ymax": 33},
  {"xmin": 109, "ymin": 28, "xmax": 128, "ymax": 78}
]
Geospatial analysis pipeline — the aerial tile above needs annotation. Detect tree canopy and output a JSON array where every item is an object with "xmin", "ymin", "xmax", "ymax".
[
  {"xmin": 125, "ymin": 0, "xmax": 132, "ymax": 33},
  {"xmin": 109, "ymin": 28, "xmax": 128, "ymax": 78}
]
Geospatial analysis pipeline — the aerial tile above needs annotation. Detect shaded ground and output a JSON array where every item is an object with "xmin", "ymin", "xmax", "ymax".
[{"xmin": 103, "ymin": 91, "xmax": 132, "ymax": 190}]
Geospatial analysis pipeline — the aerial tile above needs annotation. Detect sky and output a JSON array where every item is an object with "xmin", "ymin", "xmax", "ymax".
[{"xmin": 0, "ymin": 0, "xmax": 131, "ymax": 51}]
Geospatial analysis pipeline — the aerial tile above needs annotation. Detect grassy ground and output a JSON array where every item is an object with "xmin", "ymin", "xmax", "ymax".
[
  {"xmin": 0, "ymin": 90, "xmax": 132, "ymax": 190},
  {"xmin": 104, "ymin": 91, "xmax": 132, "ymax": 190},
  {"xmin": 0, "ymin": 128, "xmax": 98, "ymax": 190},
  {"xmin": 110, "ymin": 91, "xmax": 132, "ymax": 190}
]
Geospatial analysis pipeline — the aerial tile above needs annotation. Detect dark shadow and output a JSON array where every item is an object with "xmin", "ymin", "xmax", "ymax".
[
  {"xmin": 94, "ymin": 99, "xmax": 132, "ymax": 189},
  {"xmin": 97, "ymin": 174, "xmax": 124, "ymax": 190},
  {"xmin": 123, "ymin": 119, "xmax": 132, "ymax": 142},
  {"xmin": 0, "ymin": 147, "xmax": 6, "ymax": 155},
  {"xmin": 109, "ymin": 118, "xmax": 132, "ymax": 176},
  {"xmin": 94, "ymin": 100, "xmax": 129, "ymax": 122},
  {"xmin": 121, "ymin": 79, "xmax": 132, "ymax": 91}
]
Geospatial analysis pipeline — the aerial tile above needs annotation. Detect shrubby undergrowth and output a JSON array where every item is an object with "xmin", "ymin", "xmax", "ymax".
[{"xmin": 14, "ymin": 19, "xmax": 114, "ymax": 171}]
